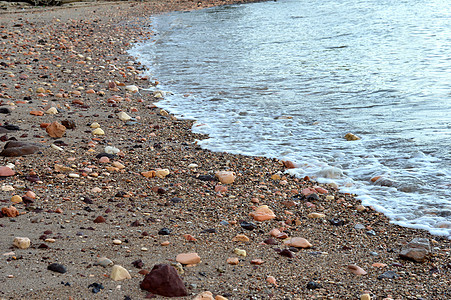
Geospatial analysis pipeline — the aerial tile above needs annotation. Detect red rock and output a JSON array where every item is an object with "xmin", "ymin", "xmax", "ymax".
[
  {"xmin": 301, "ymin": 188, "xmax": 317, "ymax": 196},
  {"xmin": 30, "ymin": 110, "xmax": 44, "ymax": 116},
  {"xmin": 1, "ymin": 206, "xmax": 19, "ymax": 217},
  {"xmin": 93, "ymin": 216, "xmax": 106, "ymax": 223},
  {"xmin": 314, "ymin": 186, "xmax": 328, "ymax": 194},
  {"xmin": 46, "ymin": 121, "xmax": 66, "ymax": 138},
  {"xmin": 140, "ymin": 264, "xmax": 188, "ymax": 297},
  {"xmin": 251, "ymin": 259, "xmax": 265, "ymax": 265},
  {"xmin": 0, "ymin": 166, "xmax": 15, "ymax": 176},
  {"xmin": 183, "ymin": 234, "xmax": 197, "ymax": 242},
  {"xmin": 226, "ymin": 257, "xmax": 239, "ymax": 265},
  {"xmin": 283, "ymin": 160, "xmax": 296, "ymax": 169}
]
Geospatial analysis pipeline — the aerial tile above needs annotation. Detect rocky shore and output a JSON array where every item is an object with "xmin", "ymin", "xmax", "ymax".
[{"xmin": 0, "ymin": 1, "xmax": 450, "ymax": 299}]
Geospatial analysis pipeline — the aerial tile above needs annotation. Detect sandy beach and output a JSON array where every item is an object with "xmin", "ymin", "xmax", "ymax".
[{"xmin": 0, "ymin": 1, "xmax": 450, "ymax": 299}]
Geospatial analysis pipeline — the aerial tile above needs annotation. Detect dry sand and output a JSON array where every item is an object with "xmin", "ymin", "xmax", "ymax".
[{"xmin": 0, "ymin": 1, "xmax": 450, "ymax": 299}]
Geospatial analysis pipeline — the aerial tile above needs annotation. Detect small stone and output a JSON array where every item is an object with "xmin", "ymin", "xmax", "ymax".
[
  {"xmin": 307, "ymin": 212, "xmax": 325, "ymax": 218},
  {"xmin": 161, "ymin": 241, "xmax": 170, "ymax": 246},
  {"xmin": 240, "ymin": 221, "xmax": 257, "ymax": 230},
  {"xmin": 399, "ymin": 237, "xmax": 431, "ymax": 263},
  {"xmin": 117, "ymin": 111, "xmax": 132, "ymax": 121},
  {"xmin": 171, "ymin": 262, "xmax": 184, "ymax": 275},
  {"xmin": 263, "ymin": 238, "xmax": 278, "ymax": 245},
  {"xmin": 354, "ymin": 223, "xmax": 366, "ymax": 230},
  {"xmin": 13, "ymin": 237, "xmax": 31, "ymax": 249},
  {"xmin": 140, "ymin": 264, "xmax": 188, "ymax": 296},
  {"xmin": 361, "ymin": 294, "xmax": 372, "ymax": 300},
  {"xmin": 0, "ymin": 141, "xmax": 41, "ymax": 157},
  {"xmin": 97, "ymin": 257, "xmax": 113, "ymax": 267},
  {"xmin": 155, "ymin": 168, "xmax": 170, "ymax": 178},
  {"xmin": 158, "ymin": 228, "xmax": 171, "ymax": 235},
  {"xmin": 125, "ymin": 85, "xmax": 139, "ymax": 93},
  {"xmin": 93, "ymin": 216, "xmax": 106, "ymax": 223},
  {"xmin": 249, "ymin": 205, "xmax": 276, "ymax": 221},
  {"xmin": 233, "ymin": 248, "xmax": 246, "ymax": 257},
  {"xmin": 92, "ymin": 128, "xmax": 105, "ymax": 136},
  {"xmin": 46, "ymin": 107, "xmax": 58, "ymax": 114},
  {"xmin": 227, "ymin": 257, "xmax": 239, "ymax": 265},
  {"xmin": 377, "ymin": 270, "xmax": 400, "ymax": 280},
  {"xmin": 344, "ymin": 132, "xmax": 361, "ymax": 141},
  {"xmin": 48, "ymin": 263, "xmax": 67, "ymax": 273},
  {"xmin": 372, "ymin": 263, "xmax": 387, "ymax": 268},
  {"xmin": 110, "ymin": 265, "xmax": 131, "ymax": 281},
  {"xmin": 112, "ymin": 239, "xmax": 122, "ymax": 245},
  {"xmin": 347, "ymin": 264, "xmax": 367, "ymax": 275},
  {"xmin": 232, "ymin": 234, "xmax": 250, "ymax": 242},
  {"xmin": 11, "ymin": 195, "xmax": 22, "ymax": 204},
  {"xmin": 215, "ymin": 171, "xmax": 236, "ymax": 184},
  {"xmin": 46, "ymin": 121, "xmax": 66, "ymax": 138},
  {"xmin": 0, "ymin": 166, "xmax": 15, "ymax": 177},
  {"xmin": 329, "ymin": 219, "xmax": 345, "ymax": 226},
  {"xmin": 88, "ymin": 282, "xmax": 104, "ymax": 293},
  {"xmin": 215, "ymin": 296, "xmax": 228, "ymax": 300},
  {"xmin": 356, "ymin": 205, "xmax": 366, "ymax": 212},
  {"xmin": 1, "ymin": 206, "xmax": 19, "ymax": 217},
  {"xmin": 284, "ymin": 237, "xmax": 312, "ymax": 248},
  {"xmin": 283, "ymin": 160, "xmax": 296, "ymax": 169},
  {"xmin": 266, "ymin": 275, "xmax": 277, "ymax": 286},
  {"xmin": 193, "ymin": 291, "xmax": 214, "ymax": 300},
  {"xmin": 306, "ymin": 281, "xmax": 321, "ymax": 290},
  {"xmin": 251, "ymin": 259, "xmax": 265, "ymax": 265},
  {"xmin": 90, "ymin": 122, "xmax": 100, "ymax": 129},
  {"xmin": 278, "ymin": 249, "xmax": 294, "ymax": 258},
  {"xmin": 176, "ymin": 252, "xmax": 201, "ymax": 265}
]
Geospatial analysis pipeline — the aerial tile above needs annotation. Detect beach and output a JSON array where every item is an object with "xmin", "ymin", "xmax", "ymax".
[{"xmin": 0, "ymin": 1, "xmax": 450, "ymax": 299}]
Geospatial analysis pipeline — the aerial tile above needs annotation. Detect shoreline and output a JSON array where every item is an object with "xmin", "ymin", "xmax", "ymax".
[{"xmin": 0, "ymin": 1, "xmax": 450, "ymax": 299}]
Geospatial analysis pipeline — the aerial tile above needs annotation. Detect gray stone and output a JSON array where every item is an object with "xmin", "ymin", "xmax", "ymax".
[{"xmin": 399, "ymin": 237, "xmax": 431, "ymax": 263}]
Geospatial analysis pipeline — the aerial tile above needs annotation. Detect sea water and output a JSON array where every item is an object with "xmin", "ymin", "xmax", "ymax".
[{"xmin": 130, "ymin": 0, "xmax": 451, "ymax": 238}]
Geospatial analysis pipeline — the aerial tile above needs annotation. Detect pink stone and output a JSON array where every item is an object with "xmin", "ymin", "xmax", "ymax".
[
  {"xmin": 284, "ymin": 237, "xmax": 312, "ymax": 248},
  {"xmin": 176, "ymin": 252, "xmax": 201, "ymax": 265},
  {"xmin": 249, "ymin": 205, "xmax": 276, "ymax": 221},
  {"xmin": 301, "ymin": 188, "xmax": 317, "ymax": 196},
  {"xmin": 0, "ymin": 166, "xmax": 15, "ymax": 177},
  {"xmin": 347, "ymin": 264, "xmax": 367, "ymax": 275},
  {"xmin": 314, "ymin": 186, "xmax": 328, "ymax": 194},
  {"xmin": 99, "ymin": 156, "xmax": 110, "ymax": 163}
]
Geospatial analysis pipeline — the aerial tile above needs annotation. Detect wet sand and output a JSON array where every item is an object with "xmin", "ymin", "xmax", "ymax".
[{"xmin": 0, "ymin": 1, "xmax": 450, "ymax": 299}]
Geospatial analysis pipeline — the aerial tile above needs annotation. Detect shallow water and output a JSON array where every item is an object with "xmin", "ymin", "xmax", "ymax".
[{"xmin": 131, "ymin": 0, "xmax": 451, "ymax": 237}]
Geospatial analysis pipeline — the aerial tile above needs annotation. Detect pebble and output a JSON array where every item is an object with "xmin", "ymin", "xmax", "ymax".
[
  {"xmin": 347, "ymin": 264, "xmax": 367, "ymax": 275},
  {"xmin": 11, "ymin": 195, "xmax": 22, "ymax": 204},
  {"xmin": 176, "ymin": 252, "xmax": 201, "ymax": 265},
  {"xmin": 240, "ymin": 221, "xmax": 257, "ymax": 230},
  {"xmin": 307, "ymin": 212, "xmax": 325, "ymax": 218},
  {"xmin": 354, "ymin": 223, "xmax": 366, "ymax": 230},
  {"xmin": 0, "ymin": 166, "xmax": 15, "ymax": 177},
  {"xmin": 249, "ymin": 205, "xmax": 276, "ymax": 221},
  {"xmin": 92, "ymin": 128, "xmax": 105, "ymax": 135},
  {"xmin": 117, "ymin": 111, "xmax": 132, "ymax": 121},
  {"xmin": 399, "ymin": 237, "xmax": 431, "ymax": 263},
  {"xmin": 48, "ymin": 263, "xmax": 67, "ymax": 274},
  {"xmin": 232, "ymin": 234, "xmax": 250, "ymax": 242},
  {"xmin": 1, "ymin": 206, "xmax": 19, "ymax": 217},
  {"xmin": 361, "ymin": 294, "xmax": 372, "ymax": 300},
  {"xmin": 110, "ymin": 265, "xmax": 131, "ymax": 281},
  {"xmin": 96, "ymin": 257, "xmax": 113, "ymax": 267},
  {"xmin": 112, "ymin": 239, "xmax": 122, "ymax": 245},
  {"xmin": 1, "ymin": 141, "xmax": 41, "ymax": 157},
  {"xmin": 155, "ymin": 168, "xmax": 170, "ymax": 178},
  {"xmin": 193, "ymin": 291, "xmax": 214, "ymax": 300},
  {"xmin": 250, "ymin": 259, "xmax": 265, "ymax": 265},
  {"xmin": 46, "ymin": 107, "xmax": 58, "ymax": 114},
  {"xmin": 283, "ymin": 237, "xmax": 312, "ymax": 248},
  {"xmin": 278, "ymin": 249, "xmax": 294, "ymax": 258},
  {"xmin": 46, "ymin": 121, "xmax": 66, "ymax": 138},
  {"xmin": 233, "ymin": 248, "xmax": 246, "ymax": 257},
  {"xmin": 13, "ymin": 237, "xmax": 31, "ymax": 249},
  {"xmin": 329, "ymin": 219, "xmax": 345, "ymax": 226},
  {"xmin": 140, "ymin": 264, "xmax": 188, "ymax": 297},
  {"xmin": 88, "ymin": 282, "xmax": 104, "ymax": 293},
  {"xmin": 158, "ymin": 228, "xmax": 171, "ymax": 235},
  {"xmin": 306, "ymin": 281, "xmax": 321, "ymax": 290},
  {"xmin": 266, "ymin": 275, "xmax": 277, "ymax": 286},
  {"xmin": 215, "ymin": 171, "xmax": 236, "ymax": 184},
  {"xmin": 344, "ymin": 132, "xmax": 361, "ymax": 140},
  {"xmin": 282, "ymin": 160, "xmax": 296, "ymax": 169},
  {"xmin": 227, "ymin": 257, "xmax": 239, "ymax": 265},
  {"xmin": 377, "ymin": 270, "xmax": 400, "ymax": 280},
  {"xmin": 90, "ymin": 122, "xmax": 100, "ymax": 129}
]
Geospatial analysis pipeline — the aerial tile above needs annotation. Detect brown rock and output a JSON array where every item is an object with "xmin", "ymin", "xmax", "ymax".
[
  {"xmin": 0, "ymin": 141, "xmax": 41, "ymax": 157},
  {"xmin": 283, "ymin": 160, "xmax": 296, "ymax": 169},
  {"xmin": 46, "ymin": 121, "xmax": 66, "ymax": 138},
  {"xmin": 399, "ymin": 237, "xmax": 431, "ymax": 263},
  {"xmin": 140, "ymin": 264, "xmax": 188, "ymax": 297},
  {"xmin": 93, "ymin": 216, "xmax": 106, "ymax": 223},
  {"xmin": 232, "ymin": 234, "xmax": 250, "ymax": 242},
  {"xmin": 0, "ymin": 166, "xmax": 15, "ymax": 177},
  {"xmin": 193, "ymin": 291, "xmax": 214, "ymax": 300},
  {"xmin": 226, "ymin": 257, "xmax": 239, "ymax": 265},
  {"xmin": 1, "ymin": 206, "xmax": 19, "ymax": 217}
]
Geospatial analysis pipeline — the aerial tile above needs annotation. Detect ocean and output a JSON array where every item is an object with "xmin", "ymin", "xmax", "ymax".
[{"xmin": 130, "ymin": 0, "xmax": 451, "ymax": 238}]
